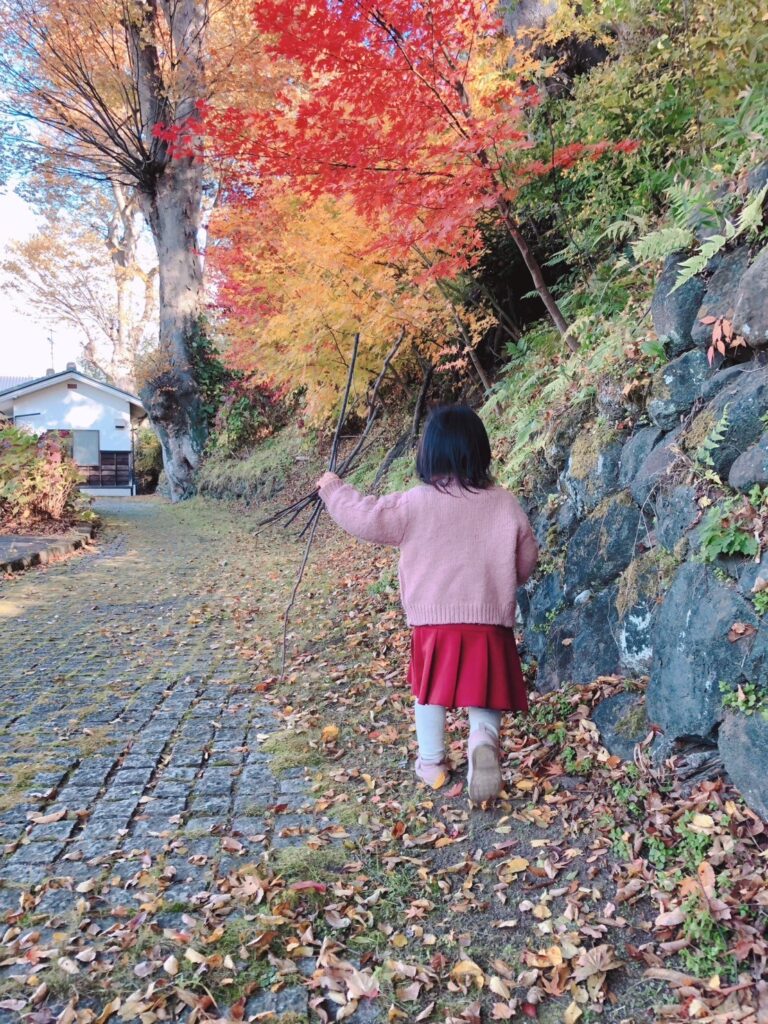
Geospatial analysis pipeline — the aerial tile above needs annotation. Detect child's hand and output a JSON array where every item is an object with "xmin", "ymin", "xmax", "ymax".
[{"xmin": 316, "ymin": 471, "xmax": 340, "ymax": 491}]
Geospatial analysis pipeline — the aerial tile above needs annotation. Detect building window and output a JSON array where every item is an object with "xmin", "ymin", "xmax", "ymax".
[{"xmin": 72, "ymin": 430, "xmax": 100, "ymax": 466}]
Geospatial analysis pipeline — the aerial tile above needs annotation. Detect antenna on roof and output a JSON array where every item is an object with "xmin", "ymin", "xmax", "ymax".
[{"xmin": 48, "ymin": 331, "xmax": 54, "ymax": 372}]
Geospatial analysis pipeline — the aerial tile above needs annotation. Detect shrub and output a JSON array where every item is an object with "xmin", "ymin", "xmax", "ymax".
[
  {"xmin": 134, "ymin": 428, "xmax": 163, "ymax": 493},
  {"xmin": 516, "ymin": 0, "xmax": 767, "ymax": 263},
  {"xmin": 210, "ymin": 379, "xmax": 292, "ymax": 455},
  {"xmin": 0, "ymin": 426, "xmax": 81, "ymax": 528}
]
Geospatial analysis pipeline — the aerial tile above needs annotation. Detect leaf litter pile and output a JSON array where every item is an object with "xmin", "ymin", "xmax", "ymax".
[{"xmin": 1, "ymin": 491, "xmax": 767, "ymax": 1024}]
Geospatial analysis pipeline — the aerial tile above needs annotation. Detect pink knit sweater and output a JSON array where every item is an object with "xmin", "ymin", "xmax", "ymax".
[{"xmin": 318, "ymin": 476, "xmax": 538, "ymax": 627}]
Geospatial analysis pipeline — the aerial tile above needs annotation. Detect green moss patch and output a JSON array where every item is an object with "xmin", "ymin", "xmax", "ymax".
[
  {"xmin": 270, "ymin": 844, "xmax": 347, "ymax": 883},
  {"xmin": 569, "ymin": 421, "xmax": 619, "ymax": 481},
  {"xmin": 260, "ymin": 729, "xmax": 323, "ymax": 772}
]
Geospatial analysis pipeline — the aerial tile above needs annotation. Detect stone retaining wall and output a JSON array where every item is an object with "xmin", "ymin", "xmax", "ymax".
[{"xmin": 520, "ymin": 182, "xmax": 768, "ymax": 820}]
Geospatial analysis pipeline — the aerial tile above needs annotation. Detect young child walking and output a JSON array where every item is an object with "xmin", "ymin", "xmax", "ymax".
[{"xmin": 316, "ymin": 404, "xmax": 538, "ymax": 803}]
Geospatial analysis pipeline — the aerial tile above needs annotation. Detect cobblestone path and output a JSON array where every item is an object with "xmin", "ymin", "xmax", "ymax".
[{"xmin": 0, "ymin": 497, "xmax": 334, "ymax": 1020}]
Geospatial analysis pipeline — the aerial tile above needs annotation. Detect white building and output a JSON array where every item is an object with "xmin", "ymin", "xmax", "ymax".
[{"xmin": 0, "ymin": 364, "xmax": 146, "ymax": 496}]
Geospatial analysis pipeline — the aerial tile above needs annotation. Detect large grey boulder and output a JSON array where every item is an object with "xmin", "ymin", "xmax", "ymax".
[
  {"xmin": 619, "ymin": 426, "xmax": 665, "ymax": 488},
  {"xmin": 523, "ymin": 572, "xmax": 565, "ymax": 661},
  {"xmin": 647, "ymin": 562, "xmax": 758, "ymax": 740},
  {"xmin": 719, "ymin": 712, "xmax": 768, "ymax": 821},
  {"xmin": 592, "ymin": 692, "xmax": 650, "ymax": 762},
  {"xmin": 647, "ymin": 349, "xmax": 711, "ymax": 430},
  {"xmin": 535, "ymin": 605, "xmax": 580, "ymax": 693},
  {"xmin": 536, "ymin": 588, "xmax": 620, "ymax": 691},
  {"xmin": 615, "ymin": 553, "xmax": 663, "ymax": 674},
  {"xmin": 700, "ymin": 363, "xmax": 750, "ymax": 402},
  {"xmin": 562, "ymin": 427, "xmax": 623, "ymax": 516},
  {"xmin": 654, "ymin": 485, "xmax": 699, "ymax": 552},
  {"xmin": 733, "ymin": 247, "xmax": 768, "ymax": 350},
  {"xmin": 571, "ymin": 586, "xmax": 621, "ymax": 684},
  {"xmin": 691, "ymin": 246, "xmax": 752, "ymax": 349},
  {"xmin": 734, "ymin": 552, "xmax": 768, "ymax": 601},
  {"xmin": 744, "ymin": 613, "xmax": 768, "ymax": 683},
  {"xmin": 728, "ymin": 433, "xmax": 768, "ymax": 492},
  {"xmin": 685, "ymin": 363, "xmax": 768, "ymax": 478},
  {"xmin": 746, "ymin": 161, "xmax": 768, "ymax": 193},
  {"xmin": 651, "ymin": 253, "xmax": 707, "ymax": 357},
  {"xmin": 564, "ymin": 494, "xmax": 642, "ymax": 597},
  {"xmin": 629, "ymin": 429, "xmax": 682, "ymax": 506}
]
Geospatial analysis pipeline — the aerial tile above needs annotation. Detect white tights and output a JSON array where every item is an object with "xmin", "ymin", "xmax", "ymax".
[{"xmin": 414, "ymin": 702, "xmax": 502, "ymax": 763}]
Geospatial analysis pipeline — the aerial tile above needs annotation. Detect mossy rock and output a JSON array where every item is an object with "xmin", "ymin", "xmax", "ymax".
[
  {"xmin": 616, "ymin": 548, "xmax": 680, "ymax": 620},
  {"xmin": 564, "ymin": 492, "xmax": 643, "ymax": 597},
  {"xmin": 568, "ymin": 422, "xmax": 619, "ymax": 481},
  {"xmin": 681, "ymin": 364, "xmax": 768, "ymax": 478},
  {"xmin": 647, "ymin": 349, "xmax": 710, "ymax": 431},
  {"xmin": 592, "ymin": 692, "xmax": 650, "ymax": 762},
  {"xmin": 563, "ymin": 422, "xmax": 623, "ymax": 516}
]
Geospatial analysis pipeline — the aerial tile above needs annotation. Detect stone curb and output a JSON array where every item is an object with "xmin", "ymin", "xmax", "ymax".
[{"xmin": 0, "ymin": 524, "xmax": 96, "ymax": 574}]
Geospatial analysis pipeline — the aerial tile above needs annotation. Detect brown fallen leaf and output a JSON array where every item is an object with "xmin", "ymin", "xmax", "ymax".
[
  {"xmin": 321, "ymin": 724, "xmax": 340, "ymax": 743},
  {"xmin": 728, "ymin": 621, "xmax": 757, "ymax": 642},
  {"xmin": 572, "ymin": 944, "xmax": 623, "ymax": 981},
  {"xmin": 163, "ymin": 954, "xmax": 179, "ymax": 975},
  {"xmin": 27, "ymin": 808, "xmax": 67, "ymax": 825},
  {"xmin": 450, "ymin": 959, "xmax": 485, "ymax": 988}
]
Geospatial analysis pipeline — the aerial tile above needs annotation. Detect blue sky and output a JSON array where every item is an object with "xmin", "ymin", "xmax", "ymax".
[{"xmin": 0, "ymin": 187, "xmax": 82, "ymax": 377}]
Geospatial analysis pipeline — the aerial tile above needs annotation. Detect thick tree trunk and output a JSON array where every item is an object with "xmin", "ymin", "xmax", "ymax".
[
  {"xmin": 138, "ymin": 156, "xmax": 207, "ymax": 501},
  {"xmin": 107, "ymin": 182, "xmax": 145, "ymax": 392}
]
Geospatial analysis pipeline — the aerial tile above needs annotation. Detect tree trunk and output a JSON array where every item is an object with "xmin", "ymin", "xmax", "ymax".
[
  {"xmin": 138, "ymin": 156, "xmax": 207, "ymax": 501},
  {"xmin": 107, "ymin": 181, "xmax": 146, "ymax": 392},
  {"xmin": 495, "ymin": 200, "xmax": 578, "ymax": 352},
  {"xmin": 451, "ymin": 79, "xmax": 576, "ymax": 349}
]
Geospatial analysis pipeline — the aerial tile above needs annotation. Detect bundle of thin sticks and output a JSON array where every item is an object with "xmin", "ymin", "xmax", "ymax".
[
  {"xmin": 257, "ymin": 329, "xmax": 403, "ymax": 538},
  {"xmin": 269, "ymin": 330, "xmax": 404, "ymax": 677}
]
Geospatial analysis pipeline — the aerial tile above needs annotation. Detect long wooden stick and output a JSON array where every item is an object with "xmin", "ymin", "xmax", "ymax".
[
  {"xmin": 328, "ymin": 332, "xmax": 360, "ymax": 473},
  {"xmin": 278, "ymin": 336, "xmax": 360, "ymax": 679},
  {"xmin": 279, "ymin": 502, "xmax": 323, "ymax": 680},
  {"xmin": 257, "ymin": 329, "xmax": 404, "ymax": 531}
]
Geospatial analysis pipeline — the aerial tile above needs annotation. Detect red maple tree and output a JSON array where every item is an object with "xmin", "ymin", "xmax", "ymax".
[{"xmin": 207, "ymin": 0, "xmax": 637, "ymax": 350}]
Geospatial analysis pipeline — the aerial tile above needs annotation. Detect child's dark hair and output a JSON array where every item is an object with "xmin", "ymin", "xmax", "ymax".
[{"xmin": 416, "ymin": 404, "xmax": 493, "ymax": 491}]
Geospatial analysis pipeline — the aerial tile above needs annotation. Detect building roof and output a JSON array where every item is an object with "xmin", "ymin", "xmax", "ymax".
[
  {"xmin": 0, "ymin": 375, "xmax": 33, "ymax": 392},
  {"xmin": 0, "ymin": 368, "xmax": 145, "ymax": 413}
]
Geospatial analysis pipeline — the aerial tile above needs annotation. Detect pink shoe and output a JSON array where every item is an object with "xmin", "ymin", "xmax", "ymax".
[
  {"xmin": 468, "ymin": 726, "xmax": 502, "ymax": 804},
  {"xmin": 415, "ymin": 757, "xmax": 450, "ymax": 790}
]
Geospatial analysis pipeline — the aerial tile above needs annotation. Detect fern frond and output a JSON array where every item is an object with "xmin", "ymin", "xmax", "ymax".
[
  {"xmin": 737, "ymin": 184, "xmax": 768, "ymax": 237},
  {"xmin": 666, "ymin": 180, "xmax": 720, "ymax": 234},
  {"xmin": 631, "ymin": 226, "xmax": 693, "ymax": 264},
  {"xmin": 696, "ymin": 405, "xmax": 730, "ymax": 468},
  {"xmin": 670, "ymin": 233, "xmax": 729, "ymax": 292}
]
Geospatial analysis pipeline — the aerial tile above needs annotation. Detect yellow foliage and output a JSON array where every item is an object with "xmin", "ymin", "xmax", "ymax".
[{"xmin": 210, "ymin": 191, "xmax": 476, "ymax": 424}]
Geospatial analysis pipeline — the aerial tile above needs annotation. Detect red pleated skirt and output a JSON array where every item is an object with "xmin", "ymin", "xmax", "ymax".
[{"xmin": 407, "ymin": 623, "xmax": 528, "ymax": 712}]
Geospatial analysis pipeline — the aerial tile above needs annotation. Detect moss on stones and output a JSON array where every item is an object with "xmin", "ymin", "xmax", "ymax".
[
  {"xmin": 260, "ymin": 729, "xmax": 323, "ymax": 772},
  {"xmin": 270, "ymin": 844, "xmax": 347, "ymax": 883},
  {"xmin": 569, "ymin": 420, "xmax": 619, "ymax": 481},
  {"xmin": 682, "ymin": 409, "xmax": 716, "ymax": 456},
  {"xmin": 615, "ymin": 700, "xmax": 649, "ymax": 738},
  {"xmin": 616, "ymin": 547, "xmax": 682, "ymax": 619}
]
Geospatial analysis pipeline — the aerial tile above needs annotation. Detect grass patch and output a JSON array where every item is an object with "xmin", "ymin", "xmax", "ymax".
[
  {"xmin": 260, "ymin": 730, "xmax": 323, "ymax": 772},
  {"xmin": 197, "ymin": 424, "xmax": 311, "ymax": 501},
  {"xmin": 76, "ymin": 725, "xmax": 115, "ymax": 758},
  {"xmin": 270, "ymin": 844, "xmax": 347, "ymax": 883}
]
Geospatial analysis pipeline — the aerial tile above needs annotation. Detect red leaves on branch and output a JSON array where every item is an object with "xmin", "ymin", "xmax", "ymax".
[{"xmin": 206, "ymin": 0, "xmax": 637, "ymax": 281}]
